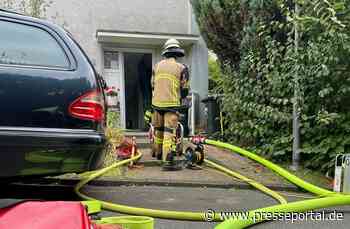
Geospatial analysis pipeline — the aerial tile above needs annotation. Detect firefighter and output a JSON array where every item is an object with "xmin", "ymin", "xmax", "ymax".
[{"xmin": 151, "ymin": 38, "xmax": 190, "ymax": 171}]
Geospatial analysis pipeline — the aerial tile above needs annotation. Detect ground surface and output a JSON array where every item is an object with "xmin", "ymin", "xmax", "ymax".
[
  {"xmin": 95, "ymin": 144, "xmax": 330, "ymax": 191},
  {"xmin": 54, "ymin": 140, "xmax": 331, "ymax": 191}
]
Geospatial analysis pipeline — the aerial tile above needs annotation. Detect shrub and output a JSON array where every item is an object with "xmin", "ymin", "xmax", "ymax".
[{"xmin": 192, "ymin": 0, "xmax": 350, "ymax": 173}]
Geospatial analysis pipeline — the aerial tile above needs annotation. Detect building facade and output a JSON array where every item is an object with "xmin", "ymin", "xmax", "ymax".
[{"xmin": 46, "ymin": 0, "xmax": 209, "ymax": 131}]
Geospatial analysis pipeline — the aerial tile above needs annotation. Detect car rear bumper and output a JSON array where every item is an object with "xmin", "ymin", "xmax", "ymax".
[{"xmin": 0, "ymin": 127, "xmax": 106, "ymax": 177}]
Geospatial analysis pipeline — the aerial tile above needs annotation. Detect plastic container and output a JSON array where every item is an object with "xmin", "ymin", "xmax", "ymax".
[
  {"xmin": 202, "ymin": 95, "xmax": 220, "ymax": 135},
  {"xmin": 97, "ymin": 216, "xmax": 154, "ymax": 229}
]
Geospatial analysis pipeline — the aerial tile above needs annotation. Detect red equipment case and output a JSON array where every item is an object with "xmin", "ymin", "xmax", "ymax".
[{"xmin": 0, "ymin": 201, "xmax": 121, "ymax": 229}]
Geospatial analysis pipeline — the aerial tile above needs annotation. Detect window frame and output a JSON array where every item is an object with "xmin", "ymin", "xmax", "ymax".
[
  {"xmin": 0, "ymin": 17, "xmax": 76, "ymax": 71},
  {"xmin": 103, "ymin": 50, "xmax": 120, "ymax": 70}
]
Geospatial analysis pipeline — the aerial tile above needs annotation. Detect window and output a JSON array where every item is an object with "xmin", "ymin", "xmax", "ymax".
[
  {"xmin": 0, "ymin": 20, "xmax": 69, "ymax": 68},
  {"xmin": 104, "ymin": 51, "xmax": 119, "ymax": 70}
]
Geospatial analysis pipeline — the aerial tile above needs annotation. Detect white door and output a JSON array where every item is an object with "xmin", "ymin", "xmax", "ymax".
[{"xmin": 103, "ymin": 51, "xmax": 126, "ymax": 128}]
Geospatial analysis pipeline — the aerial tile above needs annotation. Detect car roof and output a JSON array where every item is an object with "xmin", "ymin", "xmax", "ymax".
[
  {"xmin": 0, "ymin": 8, "xmax": 68, "ymax": 36},
  {"xmin": 0, "ymin": 8, "xmax": 78, "ymax": 44},
  {"xmin": 1, "ymin": 8, "xmax": 47, "ymax": 24},
  {"xmin": 0, "ymin": 8, "xmax": 24, "ymax": 16}
]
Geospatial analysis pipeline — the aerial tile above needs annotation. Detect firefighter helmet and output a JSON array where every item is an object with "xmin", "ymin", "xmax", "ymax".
[{"xmin": 162, "ymin": 38, "xmax": 185, "ymax": 58}]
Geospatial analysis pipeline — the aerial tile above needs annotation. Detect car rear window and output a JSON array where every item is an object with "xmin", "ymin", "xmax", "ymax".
[{"xmin": 0, "ymin": 20, "xmax": 69, "ymax": 68}]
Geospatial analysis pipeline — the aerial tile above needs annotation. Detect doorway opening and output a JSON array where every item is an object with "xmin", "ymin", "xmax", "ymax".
[{"xmin": 124, "ymin": 52, "xmax": 153, "ymax": 130}]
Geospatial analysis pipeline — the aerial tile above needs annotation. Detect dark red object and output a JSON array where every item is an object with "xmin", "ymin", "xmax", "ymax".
[
  {"xmin": 117, "ymin": 137, "xmax": 136, "ymax": 159},
  {"xmin": 0, "ymin": 201, "xmax": 92, "ymax": 229}
]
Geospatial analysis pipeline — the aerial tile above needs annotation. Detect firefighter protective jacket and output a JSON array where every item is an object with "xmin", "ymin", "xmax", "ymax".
[{"xmin": 151, "ymin": 58, "xmax": 189, "ymax": 108}]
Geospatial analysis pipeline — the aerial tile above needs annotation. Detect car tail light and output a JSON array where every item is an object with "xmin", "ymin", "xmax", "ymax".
[{"xmin": 69, "ymin": 90, "xmax": 105, "ymax": 122}]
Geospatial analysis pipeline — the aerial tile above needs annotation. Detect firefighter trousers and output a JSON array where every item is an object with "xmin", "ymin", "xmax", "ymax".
[{"xmin": 152, "ymin": 110, "xmax": 179, "ymax": 162}]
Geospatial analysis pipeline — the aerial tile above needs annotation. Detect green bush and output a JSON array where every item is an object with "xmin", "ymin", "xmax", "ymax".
[
  {"xmin": 192, "ymin": 0, "xmax": 350, "ymax": 173},
  {"xmin": 208, "ymin": 57, "xmax": 222, "ymax": 91}
]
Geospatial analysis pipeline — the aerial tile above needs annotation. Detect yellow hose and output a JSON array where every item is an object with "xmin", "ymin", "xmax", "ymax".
[
  {"xmin": 75, "ymin": 151, "xmax": 287, "ymax": 222},
  {"xmin": 76, "ymin": 152, "xmax": 219, "ymax": 221},
  {"xmin": 74, "ymin": 140, "xmax": 350, "ymax": 229},
  {"xmin": 204, "ymin": 139, "xmax": 350, "ymax": 229},
  {"xmin": 205, "ymin": 139, "xmax": 334, "ymax": 196},
  {"xmin": 205, "ymin": 159, "xmax": 287, "ymax": 204}
]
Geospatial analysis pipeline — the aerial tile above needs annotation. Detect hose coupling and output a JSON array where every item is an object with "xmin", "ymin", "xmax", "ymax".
[{"xmin": 191, "ymin": 135, "xmax": 206, "ymax": 145}]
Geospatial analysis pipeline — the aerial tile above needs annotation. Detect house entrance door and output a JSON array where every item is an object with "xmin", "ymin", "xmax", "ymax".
[{"xmin": 123, "ymin": 52, "xmax": 153, "ymax": 130}]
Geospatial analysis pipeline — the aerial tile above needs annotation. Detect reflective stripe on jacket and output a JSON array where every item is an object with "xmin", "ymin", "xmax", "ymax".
[{"xmin": 152, "ymin": 58, "xmax": 185, "ymax": 108}]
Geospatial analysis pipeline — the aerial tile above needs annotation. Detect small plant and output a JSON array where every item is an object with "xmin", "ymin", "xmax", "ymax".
[
  {"xmin": 100, "ymin": 111, "xmax": 123, "ymax": 173},
  {"xmin": 107, "ymin": 111, "xmax": 120, "ymax": 129},
  {"xmin": 102, "ymin": 129, "xmax": 122, "ymax": 169}
]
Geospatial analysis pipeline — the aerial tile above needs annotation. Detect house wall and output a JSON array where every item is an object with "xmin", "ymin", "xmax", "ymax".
[
  {"xmin": 44, "ymin": 0, "xmax": 208, "ymax": 126},
  {"xmin": 46, "ymin": 0, "xmax": 192, "ymax": 72}
]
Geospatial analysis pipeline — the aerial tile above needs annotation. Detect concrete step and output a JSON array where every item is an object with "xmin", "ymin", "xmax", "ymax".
[
  {"xmin": 136, "ymin": 138, "xmax": 151, "ymax": 149},
  {"xmin": 124, "ymin": 131, "xmax": 148, "ymax": 137}
]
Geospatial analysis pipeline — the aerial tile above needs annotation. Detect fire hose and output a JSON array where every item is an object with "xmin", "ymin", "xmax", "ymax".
[
  {"xmin": 75, "ymin": 139, "xmax": 350, "ymax": 229},
  {"xmin": 75, "ymin": 152, "xmax": 286, "ymax": 222},
  {"xmin": 204, "ymin": 139, "xmax": 350, "ymax": 229}
]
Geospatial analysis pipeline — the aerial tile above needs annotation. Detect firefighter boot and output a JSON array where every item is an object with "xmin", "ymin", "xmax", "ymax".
[{"xmin": 162, "ymin": 150, "xmax": 182, "ymax": 171}]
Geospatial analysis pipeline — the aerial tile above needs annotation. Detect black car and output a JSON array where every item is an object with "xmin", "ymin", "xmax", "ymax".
[{"xmin": 0, "ymin": 9, "xmax": 106, "ymax": 178}]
